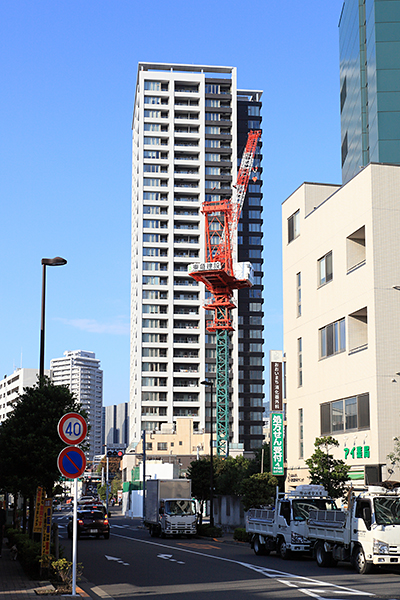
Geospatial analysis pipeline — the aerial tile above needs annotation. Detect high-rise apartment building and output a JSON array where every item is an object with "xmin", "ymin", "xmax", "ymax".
[
  {"xmin": 340, "ymin": 0, "xmax": 400, "ymax": 183},
  {"xmin": 51, "ymin": 350, "xmax": 103, "ymax": 461},
  {"xmin": 130, "ymin": 63, "xmax": 264, "ymax": 453}
]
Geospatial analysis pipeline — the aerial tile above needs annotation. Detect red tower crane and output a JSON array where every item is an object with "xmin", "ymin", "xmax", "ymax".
[{"xmin": 189, "ymin": 130, "xmax": 261, "ymax": 456}]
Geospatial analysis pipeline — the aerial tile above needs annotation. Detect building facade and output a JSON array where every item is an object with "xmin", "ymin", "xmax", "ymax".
[
  {"xmin": 282, "ymin": 163, "xmax": 400, "ymax": 488},
  {"xmin": 130, "ymin": 63, "xmax": 264, "ymax": 453},
  {"xmin": 104, "ymin": 402, "xmax": 129, "ymax": 449},
  {"xmin": 50, "ymin": 350, "xmax": 103, "ymax": 461},
  {"xmin": 340, "ymin": 0, "xmax": 400, "ymax": 183},
  {"xmin": 0, "ymin": 368, "xmax": 49, "ymax": 423}
]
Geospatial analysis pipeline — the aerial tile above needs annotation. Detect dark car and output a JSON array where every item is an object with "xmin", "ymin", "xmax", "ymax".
[{"xmin": 68, "ymin": 509, "xmax": 110, "ymax": 539}]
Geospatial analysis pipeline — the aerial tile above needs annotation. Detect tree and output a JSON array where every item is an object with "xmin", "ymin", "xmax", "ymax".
[
  {"xmin": 187, "ymin": 458, "xmax": 214, "ymax": 521},
  {"xmin": 0, "ymin": 377, "xmax": 85, "ymax": 498},
  {"xmin": 387, "ymin": 436, "xmax": 400, "ymax": 471},
  {"xmin": 305, "ymin": 436, "xmax": 351, "ymax": 499},
  {"xmin": 240, "ymin": 472, "xmax": 278, "ymax": 511},
  {"xmin": 214, "ymin": 455, "xmax": 251, "ymax": 496},
  {"xmin": 247, "ymin": 442, "xmax": 271, "ymax": 476}
]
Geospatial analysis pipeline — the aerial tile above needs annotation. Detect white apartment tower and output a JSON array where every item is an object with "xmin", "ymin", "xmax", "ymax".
[
  {"xmin": 130, "ymin": 63, "xmax": 264, "ymax": 451},
  {"xmin": 51, "ymin": 350, "xmax": 103, "ymax": 461}
]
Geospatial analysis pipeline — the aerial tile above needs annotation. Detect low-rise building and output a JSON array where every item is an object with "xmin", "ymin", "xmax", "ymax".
[
  {"xmin": 282, "ymin": 163, "xmax": 400, "ymax": 487},
  {"xmin": 0, "ymin": 368, "xmax": 49, "ymax": 423}
]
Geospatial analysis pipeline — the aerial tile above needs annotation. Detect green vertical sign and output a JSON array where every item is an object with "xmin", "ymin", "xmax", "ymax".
[{"xmin": 271, "ymin": 412, "xmax": 284, "ymax": 476}]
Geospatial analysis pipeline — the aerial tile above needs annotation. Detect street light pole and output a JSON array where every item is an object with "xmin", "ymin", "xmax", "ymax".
[
  {"xmin": 201, "ymin": 379, "xmax": 214, "ymax": 527},
  {"xmin": 39, "ymin": 257, "xmax": 67, "ymax": 382}
]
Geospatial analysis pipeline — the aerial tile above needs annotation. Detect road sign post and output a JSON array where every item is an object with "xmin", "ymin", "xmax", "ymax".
[{"xmin": 57, "ymin": 412, "xmax": 88, "ymax": 597}]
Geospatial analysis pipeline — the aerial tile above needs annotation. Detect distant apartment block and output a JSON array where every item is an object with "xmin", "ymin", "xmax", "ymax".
[{"xmin": 51, "ymin": 350, "xmax": 103, "ymax": 462}]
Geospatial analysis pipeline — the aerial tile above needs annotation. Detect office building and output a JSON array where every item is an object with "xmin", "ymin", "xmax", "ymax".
[
  {"xmin": 0, "ymin": 368, "xmax": 49, "ymax": 423},
  {"xmin": 340, "ymin": 0, "xmax": 400, "ymax": 183},
  {"xmin": 282, "ymin": 163, "xmax": 400, "ymax": 487},
  {"xmin": 104, "ymin": 402, "xmax": 129, "ymax": 449},
  {"xmin": 51, "ymin": 350, "xmax": 103, "ymax": 462},
  {"xmin": 130, "ymin": 63, "xmax": 264, "ymax": 453}
]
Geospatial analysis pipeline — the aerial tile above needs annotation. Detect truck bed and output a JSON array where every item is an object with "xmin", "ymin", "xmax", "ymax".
[
  {"xmin": 247, "ymin": 508, "xmax": 275, "ymax": 534},
  {"xmin": 307, "ymin": 510, "xmax": 348, "ymax": 544}
]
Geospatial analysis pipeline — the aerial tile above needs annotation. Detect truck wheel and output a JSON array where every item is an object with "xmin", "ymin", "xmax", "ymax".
[
  {"xmin": 253, "ymin": 535, "xmax": 269, "ymax": 556},
  {"xmin": 353, "ymin": 547, "xmax": 373, "ymax": 574},
  {"xmin": 315, "ymin": 541, "xmax": 334, "ymax": 567},
  {"xmin": 278, "ymin": 537, "xmax": 291, "ymax": 560}
]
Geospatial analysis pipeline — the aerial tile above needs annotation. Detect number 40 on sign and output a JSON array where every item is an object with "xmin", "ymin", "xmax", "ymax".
[{"xmin": 58, "ymin": 413, "xmax": 87, "ymax": 446}]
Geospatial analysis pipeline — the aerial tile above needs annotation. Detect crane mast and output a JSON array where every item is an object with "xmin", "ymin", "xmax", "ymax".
[{"xmin": 189, "ymin": 130, "xmax": 261, "ymax": 456}]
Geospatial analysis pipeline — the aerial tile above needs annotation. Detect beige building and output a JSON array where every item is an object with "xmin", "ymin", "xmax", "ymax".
[
  {"xmin": 121, "ymin": 417, "xmax": 244, "ymax": 480},
  {"xmin": 282, "ymin": 163, "xmax": 400, "ymax": 488}
]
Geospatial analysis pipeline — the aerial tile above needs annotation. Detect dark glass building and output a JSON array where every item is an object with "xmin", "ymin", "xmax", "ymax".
[{"xmin": 340, "ymin": 0, "xmax": 400, "ymax": 183}]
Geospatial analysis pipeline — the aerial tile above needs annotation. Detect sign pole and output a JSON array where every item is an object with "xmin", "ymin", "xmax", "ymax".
[{"xmin": 72, "ymin": 477, "xmax": 78, "ymax": 596}]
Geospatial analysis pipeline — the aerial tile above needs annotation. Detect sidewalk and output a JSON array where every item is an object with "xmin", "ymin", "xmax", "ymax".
[
  {"xmin": 0, "ymin": 544, "xmax": 46, "ymax": 599},
  {"xmin": 0, "ymin": 543, "xmax": 88, "ymax": 599}
]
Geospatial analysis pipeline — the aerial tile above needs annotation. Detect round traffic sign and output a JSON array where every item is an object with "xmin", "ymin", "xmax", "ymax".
[
  {"xmin": 57, "ymin": 446, "xmax": 87, "ymax": 479},
  {"xmin": 58, "ymin": 413, "xmax": 87, "ymax": 445}
]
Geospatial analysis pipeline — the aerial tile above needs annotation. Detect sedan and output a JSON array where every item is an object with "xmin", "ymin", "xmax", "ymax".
[{"xmin": 68, "ymin": 509, "xmax": 110, "ymax": 539}]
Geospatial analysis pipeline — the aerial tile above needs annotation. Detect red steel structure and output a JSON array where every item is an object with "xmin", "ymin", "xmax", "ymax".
[{"xmin": 189, "ymin": 130, "xmax": 261, "ymax": 455}]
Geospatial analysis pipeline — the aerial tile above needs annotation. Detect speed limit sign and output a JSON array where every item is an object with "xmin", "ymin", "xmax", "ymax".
[{"xmin": 58, "ymin": 412, "xmax": 87, "ymax": 446}]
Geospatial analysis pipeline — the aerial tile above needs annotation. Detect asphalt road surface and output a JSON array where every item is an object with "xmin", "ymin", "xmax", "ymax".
[{"xmin": 53, "ymin": 509, "xmax": 400, "ymax": 600}]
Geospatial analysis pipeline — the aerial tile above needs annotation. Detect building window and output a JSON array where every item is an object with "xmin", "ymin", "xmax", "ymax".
[
  {"xmin": 248, "ymin": 106, "xmax": 260, "ymax": 117},
  {"xmin": 298, "ymin": 338, "xmax": 303, "ymax": 387},
  {"xmin": 318, "ymin": 251, "xmax": 333, "ymax": 286},
  {"xmin": 157, "ymin": 442, "xmax": 168, "ymax": 451},
  {"xmin": 288, "ymin": 210, "xmax": 300, "ymax": 243},
  {"xmin": 144, "ymin": 81, "xmax": 161, "ymax": 91},
  {"xmin": 320, "ymin": 318, "xmax": 345, "ymax": 358},
  {"xmin": 341, "ymin": 132, "xmax": 348, "ymax": 167},
  {"xmin": 299, "ymin": 408, "xmax": 304, "ymax": 459},
  {"xmin": 320, "ymin": 393, "xmax": 370, "ymax": 435},
  {"xmin": 296, "ymin": 272, "xmax": 301, "ymax": 317},
  {"xmin": 340, "ymin": 76, "xmax": 347, "ymax": 113}
]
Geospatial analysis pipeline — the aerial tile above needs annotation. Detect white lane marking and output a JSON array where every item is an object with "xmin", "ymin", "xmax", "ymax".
[
  {"xmin": 157, "ymin": 553, "xmax": 185, "ymax": 564},
  {"xmin": 105, "ymin": 554, "xmax": 129, "ymax": 566},
  {"xmin": 112, "ymin": 532, "xmax": 374, "ymax": 599}
]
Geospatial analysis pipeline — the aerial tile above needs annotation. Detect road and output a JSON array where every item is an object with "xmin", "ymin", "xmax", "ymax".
[{"xmin": 53, "ymin": 509, "xmax": 400, "ymax": 600}]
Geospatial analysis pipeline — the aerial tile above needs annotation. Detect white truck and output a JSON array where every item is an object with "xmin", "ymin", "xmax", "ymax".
[
  {"xmin": 145, "ymin": 479, "xmax": 197, "ymax": 538},
  {"xmin": 246, "ymin": 485, "xmax": 337, "ymax": 559},
  {"xmin": 307, "ymin": 483, "xmax": 400, "ymax": 574}
]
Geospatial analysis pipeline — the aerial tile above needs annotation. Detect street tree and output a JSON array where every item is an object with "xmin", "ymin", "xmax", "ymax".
[
  {"xmin": 0, "ymin": 377, "xmax": 85, "ymax": 531},
  {"xmin": 214, "ymin": 455, "xmax": 250, "ymax": 496},
  {"xmin": 387, "ymin": 436, "xmax": 400, "ymax": 471},
  {"xmin": 305, "ymin": 436, "xmax": 351, "ymax": 499},
  {"xmin": 187, "ymin": 458, "xmax": 215, "ymax": 522},
  {"xmin": 240, "ymin": 472, "xmax": 278, "ymax": 511}
]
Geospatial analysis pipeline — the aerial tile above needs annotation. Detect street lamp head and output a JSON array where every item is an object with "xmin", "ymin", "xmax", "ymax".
[
  {"xmin": 201, "ymin": 379, "xmax": 213, "ymax": 387},
  {"xmin": 42, "ymin": 256, "xmax": 67, "ymax": 266}
]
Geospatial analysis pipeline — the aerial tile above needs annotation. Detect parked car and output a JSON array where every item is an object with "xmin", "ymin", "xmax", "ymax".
[
  {"xmin": 77, "ymin": 495, "xmax": 97, "ymax": 505},
  {"xmin": 68, "ymin": 509, "xmax": 110, "ymax": 539}
]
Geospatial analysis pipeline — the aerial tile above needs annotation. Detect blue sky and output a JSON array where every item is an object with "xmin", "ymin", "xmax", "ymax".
[{"xmin": 0, "ymin": 0, "xmax": 343, "ymax": 406}]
